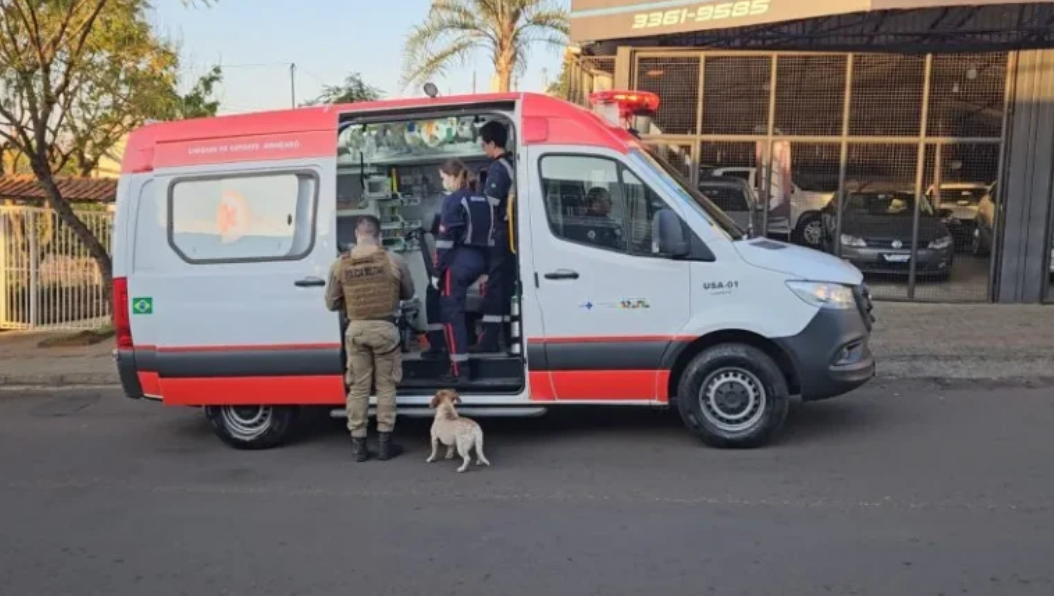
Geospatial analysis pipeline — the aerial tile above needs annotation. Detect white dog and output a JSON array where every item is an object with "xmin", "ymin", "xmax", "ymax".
[{"xmin": 426, "ymin": 389, "xmax": 490, "ymax": 473}]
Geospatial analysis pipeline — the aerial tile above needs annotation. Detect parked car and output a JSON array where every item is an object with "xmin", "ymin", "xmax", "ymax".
[
  {"xmin": 821, "ymin": 188, "xmax": 955, "ymax": 280},
  {"xmin": 696, "ymin": 176, "xmax": 762, "ymax": 237},
  {"xmin": 973, "ymin": 182, "xmax": 1054, "ymax": 277},
  {"xmin": 704, "ymin": 166, "xmax": 835, "ymax": 248},
  {"xmin": 926, "ymin": 182, "xmax": 991, "ymax": 251}
]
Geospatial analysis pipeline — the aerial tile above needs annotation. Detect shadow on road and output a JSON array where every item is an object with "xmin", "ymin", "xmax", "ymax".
[{"xmin": 291, "ymin": 397, "xmax": 888, "ymax": 450}]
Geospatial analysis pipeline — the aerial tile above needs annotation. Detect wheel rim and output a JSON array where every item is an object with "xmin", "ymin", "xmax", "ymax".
[
  {"xmin": 698, "ymin": 368, "xmax": 767, "ymax": 433},
  {"xmin": 802, "ymin": 221, "xmax": 823, "ymax": 246},
  {"xmin": 219, "ymin": 405, "xmax": 273, "ymax": 441}
]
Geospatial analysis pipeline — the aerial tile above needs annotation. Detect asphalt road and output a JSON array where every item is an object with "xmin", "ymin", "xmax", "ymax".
[{"xmin": 1, "ymin": 381, "xmax": 1053, "ymax": 596}]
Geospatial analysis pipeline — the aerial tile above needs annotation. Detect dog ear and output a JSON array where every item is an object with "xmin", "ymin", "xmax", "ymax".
[{"xmin": 429, "ymin": 392, "xmax": 442, "ymax": 408}]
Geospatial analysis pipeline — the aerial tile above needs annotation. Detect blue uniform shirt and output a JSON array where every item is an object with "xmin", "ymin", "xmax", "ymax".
[
  {"xmin": 434, "ymin": 188, "xmax": 495, "ymax": 275},
  {"xmin": 484, "ymin": 153, "xmax": 514, "ymax": 230}
]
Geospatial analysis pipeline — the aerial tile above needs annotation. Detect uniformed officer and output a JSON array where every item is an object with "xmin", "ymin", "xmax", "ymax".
[
  {"xmin": 472, "ymin": 120, "xmax": 515, "ymax": 354},
  {"xmin": 325, "ymin": 215, "xmax": 415, "ymax": 462},
  {"xmin": 433, "ymin": 158, "xmax": 495, "ymax": 383}
]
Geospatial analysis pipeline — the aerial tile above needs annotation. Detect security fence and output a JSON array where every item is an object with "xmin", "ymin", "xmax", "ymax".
[
  {"xmin": 576, "ymin": 50, "xmax": 1010, "ymax": 302},
  {"xmin": 561, "ymin": 56, "xmax": 617, "ymax": 106},
  {"xmin": 0, "ymin": 205, "xmax": 113, "ymax": 330}
]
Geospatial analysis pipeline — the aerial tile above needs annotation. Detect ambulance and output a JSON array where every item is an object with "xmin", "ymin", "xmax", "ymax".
[{"xmin": 111, "ymin": 89, "xmax": 876, "ymax": 451}]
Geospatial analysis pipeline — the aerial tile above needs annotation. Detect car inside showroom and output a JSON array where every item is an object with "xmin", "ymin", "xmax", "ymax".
[{"xmin": 562, "ymin": 0, "xmax": 1054, "ymax": 303}]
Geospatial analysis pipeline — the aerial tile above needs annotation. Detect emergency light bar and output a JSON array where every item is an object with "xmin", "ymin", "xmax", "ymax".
[{"xmin": 588, "ymin": 90, "xmax": 660, "ymax": 137}]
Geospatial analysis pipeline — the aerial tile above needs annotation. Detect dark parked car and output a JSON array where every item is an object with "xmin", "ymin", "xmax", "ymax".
[
  {"xmin": 821, "ymin": 189, "xmax": 955, "ymax": 280},
  {"xmin": 697, "ymin": 176, "xmax": 762, "ymax": 237}
]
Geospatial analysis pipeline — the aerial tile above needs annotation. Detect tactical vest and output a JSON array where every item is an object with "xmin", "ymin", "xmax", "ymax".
[{"xmin": 340, "ymin": 249, "xmax": 399, "ymax": 321}]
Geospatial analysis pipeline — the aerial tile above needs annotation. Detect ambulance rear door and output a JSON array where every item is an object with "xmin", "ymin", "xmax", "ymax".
[{"xmin": 132, "ymin": 132, "xmax": 344, "ymax": 405}]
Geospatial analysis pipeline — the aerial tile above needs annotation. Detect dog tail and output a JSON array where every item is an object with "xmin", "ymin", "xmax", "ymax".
[{"xmin": 475, "ymin": 427, "xmax": 490, "ymax": 466}]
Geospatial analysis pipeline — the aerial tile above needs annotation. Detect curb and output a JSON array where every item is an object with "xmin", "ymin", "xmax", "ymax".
[{"xmin": 0, "ymin": 373, "xmax": 120, "ymax": 388}]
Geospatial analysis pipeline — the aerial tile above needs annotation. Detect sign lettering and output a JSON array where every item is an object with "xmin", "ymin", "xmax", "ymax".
[{"xmin": 631, "ymin": 0, "xmax": 771, "ymax": 30}]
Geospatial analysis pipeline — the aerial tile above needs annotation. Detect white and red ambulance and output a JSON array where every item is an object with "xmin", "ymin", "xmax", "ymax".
[{"xmin": 111, "ymin": 90, "xmax": 875, "ymax": 450}]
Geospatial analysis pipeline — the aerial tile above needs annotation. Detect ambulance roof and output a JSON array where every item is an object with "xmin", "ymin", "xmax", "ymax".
[{"xmin": 121, "ymin": 92, "xmax": 636, "ymax": 173}]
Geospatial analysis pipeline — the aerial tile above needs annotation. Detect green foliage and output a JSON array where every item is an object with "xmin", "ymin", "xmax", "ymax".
[
  {"xmin": 547, "ymin": 59, "xmax": 570, "ymax": 98},
  {"xmin": 175, "ymin": 65, "xmax": 223, "ymax": 119},
  {"xmin": 303, "ymin": 72, "xmax": 383, "ymax": 106},
  {"xmin": 0, "ymin": 0, "xmax": 219, "ymax": 292},
  {"xmin": 402, "ymin": 0, "xmax": 569, "ymax": 93}
]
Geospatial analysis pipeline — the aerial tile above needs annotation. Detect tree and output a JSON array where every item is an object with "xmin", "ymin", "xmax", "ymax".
[
  {"xmin": 0, "ymin": 0, "xmax": 217, "ymax": 304},
  {"xmin": 402, "ymin": 0, "xmax": 569, "ymax": 93},
  {"xmin": 304, "ymin": 72, "xmax": 383, "ymax": 106},
  {"xmin": 546, "ymin": 59, "xmax": 570, "ymax": 98}
]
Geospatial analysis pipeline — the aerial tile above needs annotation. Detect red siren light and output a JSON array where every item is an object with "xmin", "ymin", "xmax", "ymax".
[
  {"xmin": 588, "ymin": 90, "xmax": 660, "ymax": 122},
  {"xmin": 587, "ymin": 91, "xmax": 660, "ymax": 138}
]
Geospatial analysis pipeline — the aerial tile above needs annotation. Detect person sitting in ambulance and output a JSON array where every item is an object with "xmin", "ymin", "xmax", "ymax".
[
  {"xmin": 432, "ymin": 158, "xmax": 495, "ymax": 384},
  {"xmin": 577, "ymin": 187, "xmax": 623, "ymax": 250}
]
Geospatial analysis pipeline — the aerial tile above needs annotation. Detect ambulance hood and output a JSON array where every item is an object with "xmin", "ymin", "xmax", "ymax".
[{"xmin": 734, "ymin": 238, "xmax": 863, "ymax": 286}]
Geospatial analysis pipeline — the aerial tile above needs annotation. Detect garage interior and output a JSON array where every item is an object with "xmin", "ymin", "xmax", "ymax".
[{"xmin": 566, "ymin": 1, "xmax": 1054, "ymax": 303}]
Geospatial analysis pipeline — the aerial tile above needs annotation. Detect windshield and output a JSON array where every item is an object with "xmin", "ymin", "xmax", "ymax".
[
  {"xmin": 845, "ymin": 192, "xmax": 936, "ymax": 217},
  {"xmin": 631, "ymin": 147, "xmax": 745, "ymax": 240}
]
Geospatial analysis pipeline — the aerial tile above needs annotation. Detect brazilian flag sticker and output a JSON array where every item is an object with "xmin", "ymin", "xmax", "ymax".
[{"xmin": 132, "ymin": 297, "xmax": 153, "ymax": 315}]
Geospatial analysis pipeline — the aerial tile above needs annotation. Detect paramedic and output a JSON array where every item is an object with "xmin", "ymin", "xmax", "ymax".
[
  {"xmin": 434, "ymin": 158, "xmax": 494, "ymax": 383},
  {"xmin": 325, "ymin": 215, "xmax": 414, "ymax": 463},
  {"xmin": 472, "ymin": 120, "xmax": 515, "ymax": 354}
]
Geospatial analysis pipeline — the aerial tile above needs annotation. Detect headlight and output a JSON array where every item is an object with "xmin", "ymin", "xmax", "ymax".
[
  {"xmin": 840, "ymin": 234, "xmax": 866, "ymax": 247},
  {"xmin": 928, "ymin": 235, "xmax": 953, "ymax": 250},
  {"xmin": 786, "ymin": 281, "xmax": 856, "ymax": 310}
]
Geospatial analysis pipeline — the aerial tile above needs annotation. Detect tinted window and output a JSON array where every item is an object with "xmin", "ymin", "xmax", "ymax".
[
  {"xmin": 698, "ymin": 185, "xmax": 749, "ymax": 212},
  {"xmin": 845, "ymin": 193, "xmax": 935, "ymax": 217},
  {"xmin": 169, "ymin": 173, "xmax": 317, "ymax": 263},
  {"xmin": 539, "ymin": 154, "xmax": 676, "ymax": 256}
]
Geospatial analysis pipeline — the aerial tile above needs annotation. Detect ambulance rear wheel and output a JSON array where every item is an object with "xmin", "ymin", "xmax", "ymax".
[
  {"xmin": 206, "ymin": 405, "xmax": 299, "ymax": 450},
  {"xmin": 675, "ymin": 344, "xmax": 789, "ymax": 449}
]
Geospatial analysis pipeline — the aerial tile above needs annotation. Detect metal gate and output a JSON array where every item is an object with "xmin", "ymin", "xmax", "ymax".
[
  {"xmin": 0, "ymin": 205, "xmax": 113, "ymax": 330},
  {"xmin": 614, "ymin": 50, "xmax": 1009, "ymax": 302}
]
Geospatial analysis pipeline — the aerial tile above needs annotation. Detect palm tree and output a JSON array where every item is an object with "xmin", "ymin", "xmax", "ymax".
[{"xmin": 402, "ymin": 0, "xmax": 569, "ymax": 93}]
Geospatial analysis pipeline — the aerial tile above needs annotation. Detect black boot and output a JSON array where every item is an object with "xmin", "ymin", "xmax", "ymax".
[
  {"xmin": 351, "ymin": 437, "xmax": 371, "ymax": 462},
  {"xmin": 377, "ymin": 432, "xmax": 402, "ymax": 461}
]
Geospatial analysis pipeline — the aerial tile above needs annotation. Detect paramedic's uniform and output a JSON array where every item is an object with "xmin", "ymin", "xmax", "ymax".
[
  {"xmin": 435, "ymin": 187, "xmax": 495, "ymax": 380},
  {"xmin": 325, "ymin": 245, "xmax": 414, "ymax": 439},
  {"xmin": 475, "ymin": 152, "xmax": 515, "ymax": 352}
]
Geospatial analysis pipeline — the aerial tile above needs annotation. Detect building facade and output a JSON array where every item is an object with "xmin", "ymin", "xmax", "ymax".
[{"xmin": 567, "ymin": 1, "xmax": 1054, "ymax": 303}]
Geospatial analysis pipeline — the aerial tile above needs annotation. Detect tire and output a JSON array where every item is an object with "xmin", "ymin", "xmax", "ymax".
[
  {"xmin": 793, "ymin": 214, "xmax": 824, "ymax": 248},
  {"xmin": 674, "ymin": 344, "xmax": 790, "ymax": 449},
  {"xmin": 205, "ymin": 405, "xmax": 300, "ymax": 450}
]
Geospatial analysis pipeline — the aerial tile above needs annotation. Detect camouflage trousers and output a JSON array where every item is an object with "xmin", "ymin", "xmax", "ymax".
[{"xmin": 345, "ymin": 320, "xmax": 403, "ymax": 438}]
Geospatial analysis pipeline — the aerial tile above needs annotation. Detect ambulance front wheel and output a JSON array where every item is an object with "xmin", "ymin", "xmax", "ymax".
[
  {"xmin": 675, "ymin": 344, "xmax": 790, "ymax": 449},
  {"xmin": 206, "ymin": 405, "xmax": 300, "ymax": 450}
]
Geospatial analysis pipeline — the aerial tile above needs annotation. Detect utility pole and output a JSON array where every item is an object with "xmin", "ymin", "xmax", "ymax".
[
  {"xmin": 290, "ymin": 63, "xmax": 297, "ymax": 108},
  {"xmin": 472, "ymin": 71, "xmax": 477, "ymax": 94}
]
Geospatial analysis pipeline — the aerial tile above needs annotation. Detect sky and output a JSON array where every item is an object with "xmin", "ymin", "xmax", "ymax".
[{"xmin": 150, "ymin": 0, "xmax": 571, "ymax": 116}]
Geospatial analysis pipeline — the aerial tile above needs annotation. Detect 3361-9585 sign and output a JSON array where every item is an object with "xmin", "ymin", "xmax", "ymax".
[{"xmin": 631, "ymin": 0, "xmax": 771, "ymax": 30}]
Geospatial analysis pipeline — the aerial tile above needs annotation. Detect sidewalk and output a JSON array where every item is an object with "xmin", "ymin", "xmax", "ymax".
[{"xmin": 1, "ymin": 302, "xmax": 1052, "ymax": 388}]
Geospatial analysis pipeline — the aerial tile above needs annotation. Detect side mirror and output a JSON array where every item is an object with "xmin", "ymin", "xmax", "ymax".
[{"xmin": 652, "ymin": 209, "xmax": 690, "ymax": 258}]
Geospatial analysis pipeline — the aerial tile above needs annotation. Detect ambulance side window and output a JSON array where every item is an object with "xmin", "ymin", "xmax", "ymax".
[
  {"xmin": 167, "ymin": 171, "xmax": 318, "ymax": 264},
  {"xmin": 539, "ymin": 154, "xmax": 677, "ymax": 257}
]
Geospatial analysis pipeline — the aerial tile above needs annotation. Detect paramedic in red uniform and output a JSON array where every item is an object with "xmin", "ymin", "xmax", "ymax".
[
  {"xmin": 472, "ymin": 120, "xmax": 515, "ymax": 354},
  {"xmin": 433, "ymin": 158, "xmax": 495, "ymax": 384},
  {"xmin": 325, "ymin": 215, "xmax": 415, "ymax": 462}
]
